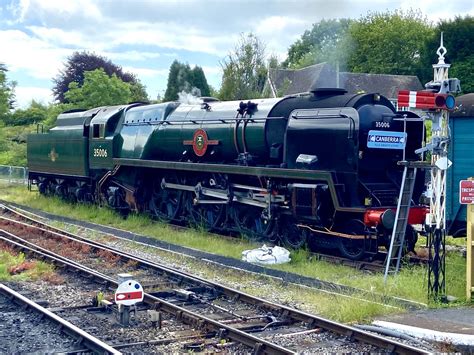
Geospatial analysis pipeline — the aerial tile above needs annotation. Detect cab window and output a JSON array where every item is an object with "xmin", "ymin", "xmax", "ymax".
[{"xmin": 92, "ymin": 124, "xmax": 105, "ymax": 138}]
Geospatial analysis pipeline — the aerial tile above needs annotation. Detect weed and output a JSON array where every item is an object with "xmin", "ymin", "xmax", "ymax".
[{"xmin": 8, "ymin": 260, "xmax": 36, "ymax": 274}]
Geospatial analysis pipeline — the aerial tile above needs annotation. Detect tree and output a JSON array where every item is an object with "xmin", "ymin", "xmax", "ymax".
[
  {"xmin": 64, "ymin": 68, "xmax": 131, "ymax": 109},
  {"xmin": 164, "ymin": 60, "xmax": 211, "ymax": 101},
  {"xmin": 346, "ymin": 10, "xmax": 434, "ymax": 77},
  {"xmin": 164, "ymin": 60, "xmax": 190, "ymax": 101},
  {"xmin": 420, "ymin": 15, "xmax": 474, "ymax": 92},
  {"xmin": 283, "ymin": 19, "xmax": 352, "ymax": 69},
  {"xmin": 53, "ymin": 51, "xmax": 148, "ymax": 103},
  {"xmin": 0, "ymin": 63, "xmax": 16, "ymax": 120},
  {"xmin": 191, "ymin": 66, "xmax": 210, "ymax": 97},
  {"xmin": 219, "ymin": 33, "xmax": 267, "ymax": 100},
  {"xmin": 4, "ymin": 100, "xmax": 48, "ymax": 126}
]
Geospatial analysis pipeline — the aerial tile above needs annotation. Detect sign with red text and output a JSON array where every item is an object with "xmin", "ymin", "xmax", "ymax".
[{"xmin": 460, "ymin": 180, "xmax": 474, "ymax": 204}]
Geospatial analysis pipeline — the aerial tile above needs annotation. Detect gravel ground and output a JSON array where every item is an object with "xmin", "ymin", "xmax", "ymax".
[
  {"xmin": 78, "ymin": 226, "xmax": 439, "ymax": 353},
  {"xmin": 0, "ymin": 210, "xmax": 437, "ymax": 353},
  {"xmin": 7, "ymin": 279, "xmax": 110, "ymax": 308},
  {"xmin": 4, "ymin": 274, "xmax": 251, "ymax": 353},
  {"xmin": 0, "ymin": 291, "xmax": 88, "ymax": 354}
]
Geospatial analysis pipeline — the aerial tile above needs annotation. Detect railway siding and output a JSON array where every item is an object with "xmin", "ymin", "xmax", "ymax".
[
  {"xmin": 1, "ymin": 201, "xmax": 427, "ymax": 310},
  {"xmin": 0, "ymin": 206, "xmax": 432, "ymax": 354}
]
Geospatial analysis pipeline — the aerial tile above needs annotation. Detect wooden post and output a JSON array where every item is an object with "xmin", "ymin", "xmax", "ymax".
[{"xmin": 467, "ymin": 177, "xmax": 474, "ymax": 302}]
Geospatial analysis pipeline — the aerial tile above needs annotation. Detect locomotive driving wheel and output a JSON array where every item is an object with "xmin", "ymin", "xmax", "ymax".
[
  {"xmin": 337, "ymin": 219, "xmax": 367, "ymax": 260},
  {"xmin": 382, "ymin": 225, "xmax": 418, "ymax": 255},
  {"xmin": 280, "ymin": 217, "xmax": 307, "ymax": 249},
  {"xmin": 232, "ymin": 205, "xmax": 276, "ymax": 241},
  {"xmin": 185, "ymin": 195, "xmax": 226, "ymax": 230},
  {"xmin": 149, "ymin": 176, "xmax": 183, "ymax": 221},
  {"xmin": 184, "ymin": 174, "xmax": 227, "ymax": 230}
]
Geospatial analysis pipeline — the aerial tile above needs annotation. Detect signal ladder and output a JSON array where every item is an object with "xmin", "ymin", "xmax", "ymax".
[{"xmin": 383, "ymin": 164, "xmax": 417, "ymax": 282}]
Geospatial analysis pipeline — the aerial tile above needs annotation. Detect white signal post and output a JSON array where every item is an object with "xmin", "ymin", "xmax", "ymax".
[
  {"xmin": 397, "ymin": 33, "xmax": 460, "ymax": 301},
  {"xmin": 424, "ymin": 34, "xmax": 459, "ymax": 301}
]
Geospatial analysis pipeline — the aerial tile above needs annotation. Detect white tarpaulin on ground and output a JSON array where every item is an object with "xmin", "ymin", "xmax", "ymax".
[
  {"xmin": 242, "ymin": 244, "xmax": 291, "ymax": 265},
  {"xmin": 373, "ymin": 320, "xmax": 474, "ymax": 346}
]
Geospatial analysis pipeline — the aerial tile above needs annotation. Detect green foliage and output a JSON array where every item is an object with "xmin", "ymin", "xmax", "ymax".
[
  {"xmin": 0, "ymin": 63, "xmax": 16, "ymax": 121},
  {"xmin": 130, "ymin": 81, "xmax": 150, "ymax": 102},
  {"xmin": 3, "ymin": 100, "xmax": 48, "ymax": 126},
  {"xmin": 451, "ymin": 56, "xmax": 474, "ymax": 94},
  {"xmin": 53, "ymin": 51, "xmax": 148, "ymax": 103},
  {"xmin": 208, "ymin": 85, "xmax": 219, "ymax": 98},
  {"xmin": 347, "ymin": 10, "xmax": 434, "ymax": 76},
  {"xmin": 65, "ymin": 68, "xmax": 131, "ymax": 109},
  {"xmin": 219, "ymin": 33, "xmax": 267, "ymax": 100},
  {"xmin": 0, "ymin": 250, "xmax": 56, "ymax": 281},
  {"xmin": 421, "ymin": 16, "xmax": 474, "ymax": 92},
  {"xmin": 164, "ymin": 60, "xmax": 211, "ymax": 101},
  {"xmin": 283, "ymin": 19, "xmax": 352, "ymax": 69},
  {"xmin": 0, "ymin": 122, "xmax": 36, "ymax": 166}
]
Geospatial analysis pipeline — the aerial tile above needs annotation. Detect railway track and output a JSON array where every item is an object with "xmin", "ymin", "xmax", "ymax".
[
  {"xmin": 311, "ymin": 250, "xmax": 428, "ymax": 273},
  {"xmin": 0, "ymin": 206, "xmax": 430, "ymax": 354},
  {"xmin": 0, "ymin": 202, "xmax": 428, "ymax": 310},
  {"xmin": 0, "ymin": 199, "xmax": 427, "ymax": 274},
  {"xmin": 0, "ymin": 283, "xmax": 120, "ymax": 354}
]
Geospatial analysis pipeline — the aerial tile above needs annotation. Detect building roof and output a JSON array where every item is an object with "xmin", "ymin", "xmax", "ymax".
[
  {"xmin": 267, "ymin": 63, "xmax": 423, "ymax": 100},
  {"xmin": 451, "ymin": 93, "xmax": 474, "ymax": 118}
]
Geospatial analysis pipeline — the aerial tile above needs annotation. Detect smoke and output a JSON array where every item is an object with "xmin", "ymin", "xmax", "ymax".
[{"xmin": 178, "ymin": 86, "xmax": 203, "ymax": 104}]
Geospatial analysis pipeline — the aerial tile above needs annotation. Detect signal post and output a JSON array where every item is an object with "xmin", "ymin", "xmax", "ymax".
[{"xmin": 397, "ymin": 33, "xmax": 460, "ymax": 301}]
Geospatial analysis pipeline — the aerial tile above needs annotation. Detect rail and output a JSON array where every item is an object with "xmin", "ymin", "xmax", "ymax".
[
  {"xmin": 0, "ymin": 208, "xmax": 429, "ymax": 354},
  {"xmin": 0, "ymin": 283, "xmax": 121, "ymax": 354}
]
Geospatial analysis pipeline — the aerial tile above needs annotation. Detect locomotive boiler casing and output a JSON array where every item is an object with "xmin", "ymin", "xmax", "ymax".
[{"xmin": 116, "ymin": 99, "xmax": 285, "ymax": 165}]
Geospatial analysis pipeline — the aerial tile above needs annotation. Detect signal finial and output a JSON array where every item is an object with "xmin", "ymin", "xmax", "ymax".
[{"xmin": 436, "ymin": 32, "xmax": 447, "ymax": 65}]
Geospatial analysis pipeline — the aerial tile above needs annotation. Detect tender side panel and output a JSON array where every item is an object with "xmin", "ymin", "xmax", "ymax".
[{"xmin": 27, "ymin": 132, "xmax": 89, "ymax": 177}]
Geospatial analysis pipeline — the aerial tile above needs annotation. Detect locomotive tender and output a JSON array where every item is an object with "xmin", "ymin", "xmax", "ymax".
[{"xmin": 27, "ymin": 88, "xmax": 428, "ymax": 259}]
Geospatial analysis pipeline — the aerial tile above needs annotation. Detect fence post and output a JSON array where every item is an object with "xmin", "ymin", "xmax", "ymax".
[{"xmin": 468, "ymin": 196, "xmax": 474, "ymax": 302}]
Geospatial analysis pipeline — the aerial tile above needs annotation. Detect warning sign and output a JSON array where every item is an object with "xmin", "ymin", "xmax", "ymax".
[{"xmin": 460, "ymin": 180, "xmax": 474, "ymax": 204}]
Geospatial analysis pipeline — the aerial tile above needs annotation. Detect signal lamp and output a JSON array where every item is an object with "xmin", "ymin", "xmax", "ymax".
[{"xmin": 434, "ymin": 94, "xmax": 455, "ymax": 110}]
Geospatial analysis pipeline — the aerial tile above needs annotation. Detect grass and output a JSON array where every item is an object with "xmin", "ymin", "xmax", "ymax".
[
  {"xmin": 0, "ymin": 123, "xmax": 37, "ymax": 167},
  {"xmin": 0, "ymin": 183, "xmax": 469, "ymax": 310},
  {"xmin": 0, "ymin": 247, "xmax": 58, "ymax": 282}
]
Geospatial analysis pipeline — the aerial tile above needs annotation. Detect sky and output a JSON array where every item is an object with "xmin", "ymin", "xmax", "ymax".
[{"xmin": 0, "ymin": 0, "xmax": 473, "ymax": 108}]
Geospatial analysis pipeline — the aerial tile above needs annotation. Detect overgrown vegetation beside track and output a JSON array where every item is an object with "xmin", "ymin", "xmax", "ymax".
[
  {"xmin": 0, "ymin": 183, "xmax": 468, "ymax": 310},
  {"xmin": 0, "ymin": 247, "xmax": 57, "ymax": 282}
]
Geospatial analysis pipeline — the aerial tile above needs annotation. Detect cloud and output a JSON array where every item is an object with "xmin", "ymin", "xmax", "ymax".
[
  {"xmin": 8, "ymin": 0, "xmax": 102, "ymax": 26},
  {"xmin": 122, "ymin": 66, "xmax": 168, "ymax": 78},
  {"xmin": 3, "ymin": 0, "xmax": 472, "ymax": 107},
  {"xmin": 14, "ymin": 86, "xmax": 53, "ymax": 108},
  {"xmin": 105, "ymin": 51, "xmax": 162, "ymax": 62},
  {"xmin": 0, "ymin": 29, "xmax": 69, "ymax": 80}
]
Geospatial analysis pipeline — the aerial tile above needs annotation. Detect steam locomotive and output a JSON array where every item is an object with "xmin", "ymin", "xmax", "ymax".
[{"xmin": 27, "ymin": 88, "xmax": 428, "ymax": 260}]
